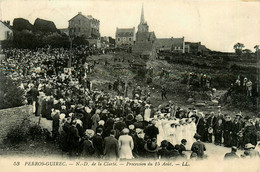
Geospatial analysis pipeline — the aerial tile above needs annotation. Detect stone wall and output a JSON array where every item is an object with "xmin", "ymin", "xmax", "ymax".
[{"xmin": 0, "ymin": 105, "xmax": 34, "ymax": 144}]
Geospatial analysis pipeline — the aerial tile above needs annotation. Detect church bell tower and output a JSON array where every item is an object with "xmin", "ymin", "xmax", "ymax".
[{"xmin": 137, "ymin": 4, "xmax": 149, "ymax": 33}]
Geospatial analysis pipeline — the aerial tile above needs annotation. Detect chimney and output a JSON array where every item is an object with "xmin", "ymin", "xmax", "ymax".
[{"xmin": 78, "ymin": 12, "xmax": 82, "ymax": 14}]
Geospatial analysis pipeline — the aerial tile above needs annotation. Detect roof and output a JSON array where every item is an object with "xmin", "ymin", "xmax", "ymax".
[
  {"xmin": 116, "ymin": 27, "xmax": 135, "ymax": 37},
  {"xmin": 154, "ymin": 37, "xmax": 184, "ymax": 48},
  {"xmin": 0, "ymin": 21, "xmax": 13, "ymax": 31},
  {"xmin": 69, "ymin": 13, "xmax": 99, "ymax": 22},
  {"xmin": 148, "ymin": 32, "xmax": 156, "ymax": 39}
]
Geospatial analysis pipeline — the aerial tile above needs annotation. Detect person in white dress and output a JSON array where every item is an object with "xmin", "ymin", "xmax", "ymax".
[
  {"xmin": 175, "ymin": 123, "xmax": 183, "ymax": 144},
  {"xmin": 189, "ymin": 118, "xmax": 197, "ymax": 145},
  {"xmin": 167, "ymin": 122, "xmax": 178, "ymax": 145},
  {"xmin": 144, "ymin": 104, "xmax": 151, "ymax": 121},
  {"xmin": 185, "ymin": 119, "xmax": 195, "ymax": 150},
  {"xmin": 155, "ymin": 119, "xmax": 165, "ymax": 145},
  {"xmin": 118, "ymin": 128, "xmax": 134, "ymax": 159}
]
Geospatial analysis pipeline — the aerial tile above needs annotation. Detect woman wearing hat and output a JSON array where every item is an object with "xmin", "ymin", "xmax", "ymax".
[
  {"xmin": 81, "ymin": 129, "xmax": 95, "ymax": 158},
  {"xmin": 118, "ymin": 128, "xmax": 134, "ymax": 160},
  {"xmin": 244, "ymin": 143, "xmax": 260, "ymax": 158},
  {"xmin": 91, "ymin": 110, "xmax": 101, "ymax": 133},
  {"xmin": 133, "ymin": 114, "xmax": 144, "ymax": 129},
  {"xmin": 144, "ymin": 138, "xmax": 159, "ymax": 159}
]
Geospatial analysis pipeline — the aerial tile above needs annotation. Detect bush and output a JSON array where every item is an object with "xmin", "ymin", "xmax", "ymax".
[
  {"xmin": 3, "ymin": 115, "xmax": 31, "ymax": 145},
  {"xmin": 28, "ymin": 124, "xmax": 44, "ymax": 141},
  {"xmin": 0, "ymin": 71, "xmax": 25, "ymax": 109},
  {"xmin": 4, "ymin": 127, "xmax": 28, "ymax": 144}
]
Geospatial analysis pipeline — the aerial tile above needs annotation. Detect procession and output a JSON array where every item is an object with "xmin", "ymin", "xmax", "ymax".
[
  {"xmin": 0, "ymin": 46, "xmax": 259, "ymax": 161},
  {"xmin": 0, "ymin": 3, "xmax": 260, "ymax": 172}
]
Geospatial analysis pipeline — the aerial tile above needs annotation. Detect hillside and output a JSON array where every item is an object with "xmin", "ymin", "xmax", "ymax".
[{"xmin": 85, "ymin": 51, "xmax": 258, "ymax": 117}]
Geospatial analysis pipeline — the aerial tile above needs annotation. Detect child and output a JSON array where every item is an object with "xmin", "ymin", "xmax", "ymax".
[{"xmin": 237, "ymin": 131, "xmax": 244, "ymax": 150}]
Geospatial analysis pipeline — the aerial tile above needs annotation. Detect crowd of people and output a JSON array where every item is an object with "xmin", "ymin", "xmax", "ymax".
[{"xmin": 0, "ymin": 47, "xmax": 259, "ymax": 161}]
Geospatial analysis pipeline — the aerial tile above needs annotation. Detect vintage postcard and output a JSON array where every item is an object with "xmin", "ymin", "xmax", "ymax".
[{"xmin": 0, "ymin": 0, "xmax": 259, "ymax": 171}]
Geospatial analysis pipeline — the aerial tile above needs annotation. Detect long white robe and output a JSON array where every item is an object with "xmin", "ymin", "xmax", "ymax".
[
  {"xmin": 144, "ymin": 108, "xmax": 151, "ymax": 121},
  {"xmin": 118, "ymin": 135, "xmax": 134, "ymax": 159},
  {"xmin": 175, "ymin": 125, "xmax": 183, "ymax": 145},
  {"xmin": 185, "ymin": 123, "xmax": 193, "ymax": 150},
  {"xmin": 155, "ymin": 120, "xmax": 165, "ymax": 145}
]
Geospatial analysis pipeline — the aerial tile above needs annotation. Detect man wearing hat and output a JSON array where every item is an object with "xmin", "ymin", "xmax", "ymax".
[
  {"xmin": 68, "ymin": 120, "xmax": 81, "ymax": 156},
  {"xmin": 191, "ymin": 133, "xmax": 206, "ymax": 159},
  {"xmin": 92, "ymin": 128, "xmax": 104, "ymax": 158},
  {"xmin": 206, "ymin": 112, "xmax": 215, "ymax": 143},
  {"xmin": 223, "ymin": 115, "xmax": 233, "ymax": 147},
  {"xmin": 197, "ymin": 116, "xmax": 208, "ymax": 142},
  {"xmin": 231, "ymin": 118, "xmax": 242, "ymax": 147}
]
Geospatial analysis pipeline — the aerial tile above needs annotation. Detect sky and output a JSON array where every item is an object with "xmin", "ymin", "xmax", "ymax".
[{"xmin": 0, "ymin": 0, "xmax": 259, "ymax": 52}]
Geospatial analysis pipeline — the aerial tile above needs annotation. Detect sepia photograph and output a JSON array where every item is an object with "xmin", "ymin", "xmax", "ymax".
[{"xmin": 0, "ymin": 0, "xmax": 259, "ymax": 171}]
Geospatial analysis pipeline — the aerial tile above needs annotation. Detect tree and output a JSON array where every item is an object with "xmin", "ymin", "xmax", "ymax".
[
  {"xmin": 233, "ymin": 42, "xmax": 245, "ymax": 55},
  {"xmin": 254, "ymin": 45, "xmax": 259, "ymax": 53},
  {"xmin": 242, "ymin": 49, "xmax": 252, "ymax": 54}
]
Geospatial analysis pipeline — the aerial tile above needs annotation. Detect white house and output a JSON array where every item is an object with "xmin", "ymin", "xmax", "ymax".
[{"xmin": 0, "ymin": 21, "xmax": 13, "ymax": 41}]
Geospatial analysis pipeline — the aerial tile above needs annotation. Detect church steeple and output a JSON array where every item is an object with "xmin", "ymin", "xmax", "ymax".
[
  {"xmin": 140, "ymin": 4, "xmax": 145, "ymax": 24},
  {"xmin": 138, "ymin": 4, "xmax": 149, "ymax": 33}
]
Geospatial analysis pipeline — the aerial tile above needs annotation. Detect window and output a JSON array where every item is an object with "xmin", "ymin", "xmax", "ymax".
[
  {"xmin": 118, "ymin": 38, "xmax": 120, "ymax": 41},
  {"xmin": 129, "ymin": 38, "xmax": 132, "ymax": 41},
  {"xmin": 79, "ymin": 20, "xmax": 80, "ymax": 25},
  {"xmin": 78, "ymin": 28, "xmax": 80, "ymax": 32}
]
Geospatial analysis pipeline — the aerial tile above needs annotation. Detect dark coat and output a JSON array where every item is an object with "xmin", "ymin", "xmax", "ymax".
[
  {"xmin": 92, "ymin": 134, "xmax": 104, "ymax": 158},
  {"xmin": 82, "ymin": 112, "xmax": 92, "ymax": 130},
  {"xmin": 67, "ymin": 125, "xmax": 80, "ymax": 149},
  {"xmin": 144, "ymin": 125, "xmax": 159, "ymax": 140},
  {"xmin": 81, "ymin": 139, "xmax": 95, "ymax": 157},
  {"xmin": 52, "ymin": 113, "xmax": 60, "ymax": 134},
  {"xmin": 103, "ymin": 136, "xmax": 119, "ymax": 160},
  {"xmin": 133, "ymin": 134, "xmax": 146, "ymax": 158}
]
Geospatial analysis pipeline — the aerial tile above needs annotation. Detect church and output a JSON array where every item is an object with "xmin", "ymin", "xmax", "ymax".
[{"xmin": 132, "ymin": 5, "xmax": 157, "ymax": 58}]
